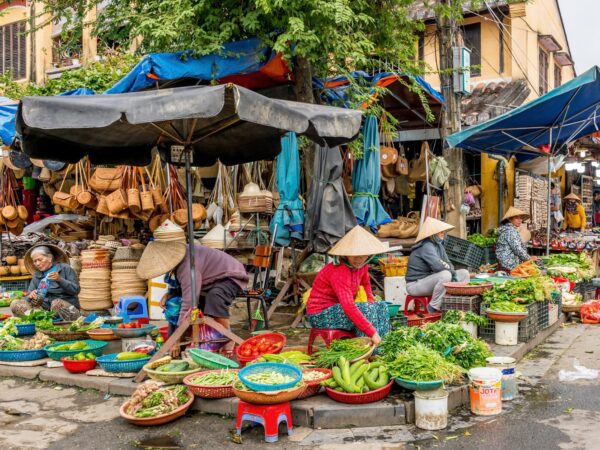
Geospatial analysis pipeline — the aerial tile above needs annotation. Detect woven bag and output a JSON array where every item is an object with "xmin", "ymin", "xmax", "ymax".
[
  {"xmin": 89, "ymin": 166, "xmax": 124, "ymax": 192},
  {"xmin": 106, "ymin": 189, "xmax": 128, "ymax": 214}
]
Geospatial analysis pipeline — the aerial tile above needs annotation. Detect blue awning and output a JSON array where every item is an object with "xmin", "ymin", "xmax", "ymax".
[{"xmin": 447, "ymin": 66, "xmax": 600, "ymax": 157}]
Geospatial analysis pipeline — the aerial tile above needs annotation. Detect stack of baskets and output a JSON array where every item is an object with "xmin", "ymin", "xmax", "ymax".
[
  {"xmin": 379, "ymin": 256, "xmax": 408, "ymax": 277},
  {"xmin": 111, "ymin": 244, "xmax": 147, "ymax": 304},
  {"xmin": 79, "ymin": 249, "xmax": 112, "ymax": 311},
  {"xmin": 237, "ymin": 183, "xmax": 274, "ymax": 214}
]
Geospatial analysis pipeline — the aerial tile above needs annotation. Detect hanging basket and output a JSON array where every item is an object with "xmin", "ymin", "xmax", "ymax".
[
  {"xmin": 127, "ymin": 188, "xmax": 141, "ymax": 213},
  {"xmin": 106, "ymin": 189, "xmax": 128, "ymax": 214}
]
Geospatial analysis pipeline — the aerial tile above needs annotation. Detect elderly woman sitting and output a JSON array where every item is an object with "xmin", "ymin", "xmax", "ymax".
[{"xmin": 10, "ymin": 244, "xmax": 81, "ymax": 321}]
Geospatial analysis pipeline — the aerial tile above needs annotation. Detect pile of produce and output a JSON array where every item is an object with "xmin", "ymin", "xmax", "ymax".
[
  {"xmin": 385, "ymin": 344, "xmax": 463, "ymax": 384},
  {"xmin": 380, "ymin": 322, "xmax": 492, "ymax": 371},
  {"xmin": 0, "ymin": 331, "xmax": 51, "ymax": 350},
  {"xmin": 237, "ymin": 336, "xmax": 283, "ymax": 358},
  {"xmin": 126, "ymin": 381, "xmax": 190, "ymax": 418},
  {"xmin": 152, "ymin": 361, "xmax": 190, "ymax": 372},
  {"xmin": 244, "ymin": 370, "xmax": 295, "ymax": 385},
  {"xmin": 467, "ymin": 231, "xmax": 497, "ymax": 248},
  {"xmin": 442, "ymin": 310, "xmax": 488, "ymax": 326},
  {"xmin": 117, "ymin": 322, "xmax": 145, "ymax": 329},
  {"xmin": 0, "ymin": 291, "xmax": 24, "ymax": 307},
  {"xmin": 11, "ymin": 310, "xmax": 56, "ymax": 330},
  {"xmin": 484, "ymin": 301, "xmax": 526, "ymax": 313},
  {"xmin": 542, "ymin": 253, "xmax": 595, "ymax": 282},
  {"xmin": 116, "ymin": 351, "xmax": 149, "ymax": 361},
  {"xmin": 50, "ymin": 341, "xmax": 91, "ymax": 352},
  {"xmin": 315, "ymin": 338, "xmax": 372, "ymax": 368},
  {"xmin": 510, "ymin": 260, "xmax": 541, "ymax": 277},
  {"xmin": 39, "ymin": 316, "xmax": 104, "ymax": 332},
  {"xmin": 302, "ymin": 369, "xmax": 329, "ymax": 383},
  {"xmin": 562, "ymin": 291, "xmax": 583, "ymax": 306},
  {"xmin": 63, "ymin": 352, "xmax": 97, "ymax": 361},
  {"xmin": 321, "ymin": 358, "xmax": 389, "ymax": 393},
  {"xmin": 188, "ymin": 370, "xmax": 238, "ymax": 386},
  {"xmin": 482, "ymin": 277, "xmax": 557, "ymax": 305},
  {"xmin": 252, "ymin": 350, "xmax": 312, "ymax": 366}
]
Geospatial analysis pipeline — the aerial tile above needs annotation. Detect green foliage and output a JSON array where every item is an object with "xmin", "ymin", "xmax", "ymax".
[{"xmin": 0, "ymin": 53, "xmax": 139, "ymax": 99}]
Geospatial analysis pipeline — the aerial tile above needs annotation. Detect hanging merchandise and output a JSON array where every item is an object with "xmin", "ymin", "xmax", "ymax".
[
  {"xmin": 379, "ymin": 115, "xmax": 398, "ymax": 166},
  {"xmin": 206, "ymin": 162, "xmax": 235, "ymax": 226},
  {"xmin": 396, "ymin": 146, "xmax": 409, "ymax": 176},
  {"xmin": 89, "ymin": 166, "xmax": 125, "ymax": 193},
  {"xmin": 408, "ymin": 142, "xmax": 432, "ymax": 183},
  {"xmin": 429, "ymin": 155, "xmax": 450, "ymax": 189},
  {"xmin": 165, "ymin": 165, "xmax": 206, "ymax": 229},
  {"xmin": 351, "ymin": 115, "xmax": 392, "ymax": 231},
  {"xmin": 0, "ymin": 167, "xmax": 28, "ymax": 235}
]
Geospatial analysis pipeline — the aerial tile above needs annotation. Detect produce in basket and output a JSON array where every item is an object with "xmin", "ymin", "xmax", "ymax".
[
  {"xmin": 510, "ymin": 260, "xmax": 540, "ymax": 277},
  {"xmin": 320, "ymin": 357, "xmax": 389, "ymax": 393},
  {"xmin": 126, "ymin": 381, "xmax": 190, "ymax": 418},
  {"xmin": 385, "ymin": 344, "xmax": 463, "ymax": 384},
  {"xmin": 442, "ymin": 310, "xmax": 488, "ymax": 327},
  {"xmin": 314, "ymin": 338, "xmax": 372, "ymax": 368},
  {"xmin": 38, "ymin": 315, "xmax": 104, "ymax": 333},
  {"xmin": 252, "ymin": 351, "xmax": 312, "ymax": 366},
  {"xmin": 0, "ymin": 331, "xmax": 51, "ymax": 350},
  {"xmin": 49, "ymin": 341, "xmax": 91, "ymax": 352},
  {"xmin": 237, "ymin": 335, "xmax": 284, "ymax": 358},
  {"xmin": 244, "ymin": 370, "xmax": 295, "ymax": 385},
  {"xmin": 116, "ymin": 351, "xmax": 148, "ymax": 361},
  {"xmin": 188, "ymin": 370, "xmax": 238, "ymax": 387},
  {"xmin": 63, "ymin": 352, "xmax": 97, "ymax": 361},
  {"xmin": 485, "ymin": 301, "xmax": 526, "ymax": 313},
  {"xmin": 155, "ymin": 362, "xmax": 189, "ymax": 373}
]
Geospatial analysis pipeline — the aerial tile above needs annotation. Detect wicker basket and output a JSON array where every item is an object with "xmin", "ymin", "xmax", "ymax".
[
  {"xmin": 324, "ymin": 380, "xmax": 393, "ymax": 404},
  {"xmin": 39, "ymin": 326, "xmax": 92, "ymax": 341},
  {"xmin": 562, "ymin": 304, "xmax": 583, "ymax": 313},
  {"xmin": 96, "ymin": 353, "xmax": 151, "ymax": 373},
  {"xmin": 183, "ymin": 370, "xmax": 239, "ymax": 398},
  {"xmin": 443, "ymin": 282, "xmax": 492, "ymax": 296},
  {"xmin": 87, "ymin": 328, "xmax": 120, "ymax": 341},
  {"xmin": 120, "ymin": 392, "xmax": 194, "ymax": 426},
  {"xmin": 232, "ymin": 381, "xmax": 305, "ymax": 405},
  {"xmin": 143, "ymin": 362, "xmax": 205, "ymax": 385},
  {"xmin": 0, "ymin": 348, "xmax": 46, "ymax": 362}
]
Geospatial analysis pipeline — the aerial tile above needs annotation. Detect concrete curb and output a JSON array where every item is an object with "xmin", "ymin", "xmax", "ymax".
[{"xmin": 0, "ymin": 320, "xmax": 562, "ymax": 429}]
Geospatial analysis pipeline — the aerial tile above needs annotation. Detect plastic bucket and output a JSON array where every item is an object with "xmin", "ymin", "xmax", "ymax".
[
  {"xmin": 495, "ymin": 321, "xmax": 518, "ymax": 346},
  {"xmin": 460, "ymin": 321, "xmax": 478, "ymax": 339},
  {"xmin": 414, "ymin": 388, "xmax": 449, "ymax": 430},
  {"xmin": 468, "ymin": 367, "xmax": 502, "ymax": 416},
  {"xmin": 486, "ymin": 356, "xmax": 517, "ymax": 401}
]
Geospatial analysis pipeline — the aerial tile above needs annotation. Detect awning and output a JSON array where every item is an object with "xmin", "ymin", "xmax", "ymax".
[{"xmin": 446, "ymin": 66, "xmax": 600, "ymax": 158}]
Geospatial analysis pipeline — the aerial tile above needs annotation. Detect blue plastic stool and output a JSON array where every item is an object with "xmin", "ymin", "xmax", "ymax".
[{"xmin": 115, "ymin": 296, "xmax": 149, "ymax": 322}]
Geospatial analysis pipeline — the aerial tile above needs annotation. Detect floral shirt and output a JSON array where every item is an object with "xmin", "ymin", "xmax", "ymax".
[{"xmin": 495, "ymin": 223, "xmax": 529, "ymax": 270}]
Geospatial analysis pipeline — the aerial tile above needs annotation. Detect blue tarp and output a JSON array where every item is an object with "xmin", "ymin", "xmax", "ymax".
[
  {"xmin": 270, "ymin": 132, "xmax": 304, "ymax": 245},
  {"xmin": 447, "ymin": 66, "xmax": 600, "ymax": 156},
  {"xmin": 351, "ymin": 116, "xmax": 391, "ymax": 231},
  {"xmin": 106, "ymin": 37, "xmax": 280, "ymax": 94},
  {"xmin": 0, "ymin": 88, "xmax": 92, "ymax": 145}
]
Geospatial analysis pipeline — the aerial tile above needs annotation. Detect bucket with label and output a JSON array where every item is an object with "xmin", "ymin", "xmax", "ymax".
[
  {"xmin": 468, "ymin": 367, "xmax": 503, "ymax": 415},
  {"xmin": 486, "ymin": 356, "xmax": 517, "ymax": 401},
  {"xmin": 495, "ymin": 321, "xmax": 518, "ymax": 346},
  {"xmin": 414, "ymin": 388, "xmax": 449, "ymax": 430}
]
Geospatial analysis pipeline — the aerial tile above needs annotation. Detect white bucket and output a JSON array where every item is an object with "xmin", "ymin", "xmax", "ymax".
[
  {"xmin": 414, "ymin": 388, "xmax": 449, "ymax": 430},
  {"xmin": 460, "ymin": 321, "xmax": 478, "ymax": 339},
  {"xmin": 384, "ymin": 276, "xmax": 407, "ymax": 307},
  {"xmin": 486, "ymin": 356, "xmax": 518, "ymax": 401},
  {"xmin": 495, "ymin": 321, "xmax": 518, "ymax": 346},
  {"xmin": 468, "ymin": 367, "xmax": 503, "ymax": 416}
]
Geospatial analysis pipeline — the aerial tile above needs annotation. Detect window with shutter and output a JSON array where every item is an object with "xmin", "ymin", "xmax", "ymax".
[{"xmin": 0, "ymin": 21, "xmax": 26, "ymax": 80}]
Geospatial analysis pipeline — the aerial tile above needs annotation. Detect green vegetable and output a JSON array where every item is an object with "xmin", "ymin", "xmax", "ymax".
[
  {"xmin": 244, "ymin": 370, "xmax": 295, "ymax": 385},
  {"xmin": 116, "ymin": 352, "xmax": 147, "ymax": 361},
  {"xmin": 467, "ymin": 233, "xmax": 497, "ymax": 247},
  {"xmin": 314, "ymin": 338, "xmax": 371, "ymax": 368},
  {"xmin": 51, "ymin": 342, "xmax": 90, "ymax": 352},
  {"xmin": 155, "ymin": 362, "xmax": 189, "ymax": 372},
  {"xmin": 190, "ymin": 370, "xmax": 238, "ymax": 386},
  {"xmin": 442, "ymin": 310, "xmax": 488, "ymax": 327},
  {"xmin": 485, "ymin": 301, "xmax": 526, "ymax": 313},
  {"xmin": 386, "ymin": 344, "xmax": 463, "ymax": 384},
  {"xmin": 332, "ymin": 365, "xmax": 357, "ymax": 393}
]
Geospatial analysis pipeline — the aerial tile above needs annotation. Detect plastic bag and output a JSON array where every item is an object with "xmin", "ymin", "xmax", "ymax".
[{"xmin": 558, "ymin": 359, "xmax": 599, "ymax": 381}]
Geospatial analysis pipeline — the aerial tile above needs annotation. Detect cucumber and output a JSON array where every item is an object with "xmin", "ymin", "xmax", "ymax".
[
  {"xmin": 349, "ymin": 359, "xmax": 365, "ymax": 375},
  {"xmin": 332, "ymin": 366, "xmax": 358, "ymax": 393},
  {"xmin": 364, "ymin": 368, "xmax": 382, "ymax": 390},
  {"xmin": 356, "ymin": 376, "xmax": 365, "ymax": 389},
  {"xmin": 116, "ymin": 352, "xmax": 148, "ymax": 361},
  {"xmin": 350, "ymin": 364, "xmax": 370, "ymax": 385},
  {"xmin": 341, "ymin": 359, "xmax": 352, "ymax": 386}
]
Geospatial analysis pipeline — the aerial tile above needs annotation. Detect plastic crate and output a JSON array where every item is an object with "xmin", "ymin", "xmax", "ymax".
[
  {"xmin": 482, "ymin": 246, "xmax": 497, "ymax": 265},
  {"xmin": 574, "ymin": 281, "xmax": 595, "ymax": 300},
  {"xmin": 537, "ymin": 301, "xmax": 550, "ymax": 330},
  {"xmin": 390, "ymin": 313, "xmax": 408, "ymax": 329},
  {"xmin": 479, "ymin": 303, "xmax": 538, "ymax": 343},
  {"xmin": 444, "ymin": 236, "xmax": 484, "ymax": 269},
  {"xmin": 0, "ymin": 276, "xmax": 31, "ymax": 292},
  {"xmin": 442, "ymin": 295, "xmax": 482, "ymax": 314},
  {"xmin": 406, "ymin": 313, "xmax": 441, "ymax": 327}
]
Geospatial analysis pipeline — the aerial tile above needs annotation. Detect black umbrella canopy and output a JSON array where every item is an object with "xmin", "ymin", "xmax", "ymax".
[{"xmin": 16, "ymin": 84, "xmax": 363, "ymax": 166}]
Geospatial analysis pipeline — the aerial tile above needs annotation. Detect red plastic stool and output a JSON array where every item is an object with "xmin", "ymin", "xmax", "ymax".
[
  {"xmin": 235, "ymin": 400, "xmax": 293, "ymax": 443},
  {"xmin": 307, "ymin": 328, "xmax": 356, "ymax": 355},
  {"xmin": 404, "ymin": 295, "xmax": 432, "ymax": 314}
]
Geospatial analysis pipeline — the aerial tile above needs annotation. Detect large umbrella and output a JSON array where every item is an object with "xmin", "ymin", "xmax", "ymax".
[
  {"xmin": 305, "ymin": 144, "xmax": 357, "ymax": 252},
  {"xmin": 15, "ymin": 83, "xmax": 362, "ymax": 363},
  {"xmin": 351, "ymin": 115, "xmax": 391, "ymax": 231},
  {"xmin": 270, "ymin": 132, "xmax": 304, "ymax": 245}
]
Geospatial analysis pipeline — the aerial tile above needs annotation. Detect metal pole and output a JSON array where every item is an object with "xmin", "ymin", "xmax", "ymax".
[
  {"xmin": 184, "ymin": 150, "xmax": 197, "ymax": 310},
  {"xmin": 546, "ymin": 129, "xmax": 553, "ymax": 256},
  {"xmin": 165, "ymin": 163, "xmax": 174, "ymax": 214}
]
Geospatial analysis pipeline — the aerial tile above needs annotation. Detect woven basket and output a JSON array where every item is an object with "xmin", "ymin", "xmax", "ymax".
[
  {"xmin": 562, "ymin": 304, "xmax": 583, "ymax": 313},
  {"xmin": 182, "ymin": 369, "xmax": 239, "ymax": 397},
  {"xmin": 143, "ymin": 362, "xmax": 205, "ymax": 385},
  {"xmin": 0, "ymin": 348, "xmax": 46, "ymax": 362},
  {"xmin": 96, "ymin": 353, "xmax": 151, "ymax": 372},
  {"xmin": 119, "ymin": 392, "xmax": 194, "ymax": 426},
  {"xmin": 444, "ymin": 282, "xmax": 493, "ymax": 296},
  {"xmin": 39, "ymin": 326, "xmax": 92, "ymax": 341},
  {"xmin": 232, "ymin": 381, "xmax": 305, "ymax": 405},
  {"xmin": 297, "ymin": 384, "xmax": 321, "ymax": 400}
]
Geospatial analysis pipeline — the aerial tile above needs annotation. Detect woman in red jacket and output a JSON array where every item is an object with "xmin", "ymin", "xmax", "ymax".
[{"xmin": 306, "ymin": 226, "xmax": 390, "ymax": 347}]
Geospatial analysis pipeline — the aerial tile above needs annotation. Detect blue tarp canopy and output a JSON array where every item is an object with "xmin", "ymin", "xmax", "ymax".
[{"xmin": 447, "ymin": 66, "xmax": 600, "ymax": 157}]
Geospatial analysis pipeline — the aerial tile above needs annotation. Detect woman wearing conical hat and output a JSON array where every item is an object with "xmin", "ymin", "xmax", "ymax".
[
  {"xmin": 562, "ymin": 193, "xmax": 586, "ymax": 232},
  {"xmin": 495, "ymin": 207, "xmax": 532, "ymax": 271},
  {"xmin": 405, "ymin": 217, "xmax": 470, "ymax": 313},
  {"xmin": 306, "ymin": 226, "xmax": 391, "ymax": 347}
]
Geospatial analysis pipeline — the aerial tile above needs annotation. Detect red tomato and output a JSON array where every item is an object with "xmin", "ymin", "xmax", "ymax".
[
  {"xmin": 251, "ymin": 351, "xmax": 259, "ymax": 357},
  {"xmin": 240, "ymin": 348, "xmax": 252, "ymax": 357},
  {"xmin": 258, "ymin": 343, "xmax": 269, "ymax": 352},
  {"xmin": 270, "ymin": 342, "xmax": 283, "ymax": 352}
]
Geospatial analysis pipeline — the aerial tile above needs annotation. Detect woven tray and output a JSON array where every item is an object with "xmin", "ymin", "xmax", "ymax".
[
  {"xmin": 183, "ymin": 370, "xmax": 239, "ymax": 398},
  {"xmin": 39, "ymin": 326, "xmax": 91, "ymax": 341}
]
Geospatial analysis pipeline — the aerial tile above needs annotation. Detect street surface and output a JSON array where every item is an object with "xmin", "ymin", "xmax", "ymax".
[{"xmin": 0, "ymin": 324, "xmax": 597, "ymax": 449}]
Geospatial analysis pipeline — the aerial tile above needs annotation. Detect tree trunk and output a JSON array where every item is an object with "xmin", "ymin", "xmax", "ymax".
[{"xmin": 295, "ymin": 56, "xmax": 316, "ymax": 190}]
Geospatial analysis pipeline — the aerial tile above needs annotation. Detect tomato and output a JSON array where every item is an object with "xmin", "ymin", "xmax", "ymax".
[
  {"xmin": 240, "ymin": 348, "xmax": 252, "ymax": 357},
  {"xmin": 251, "ymin": 350, "xmax": 259, "ymax": 357},
  {"xmin": 270, "ymin": 342, "xmax": 283, "ymax": 352}
]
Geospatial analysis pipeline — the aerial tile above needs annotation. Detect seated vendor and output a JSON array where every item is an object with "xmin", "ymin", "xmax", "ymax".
[
  {"xmin": 10, "ymin": 244, "xmax": 81, "ymax": 321},
  {"xmin": 405, "ymin": 217, "xmax": 470, "ymax": 314},
  {"xmin": 306, "ymin": 226, "xmax": 390, "ymax": 347},
  {"xmin": 137, "ymin": 220, "xmax": 249, "ymax": 354},
  {"xmin": 562, "ymin": 193, "xmax": 586, "ymax": 232},
  {"xmin": 496, "ymin": 207, "xmax": 531, "ymax": 271}
]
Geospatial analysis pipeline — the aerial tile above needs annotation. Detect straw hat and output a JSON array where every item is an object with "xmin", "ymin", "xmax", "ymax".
[
  {"xmin": 136, "ymin": 219, "xmax": 187, "ymax": 280},
  {"xmin": 380, "ymin": 146, "xmax": 398, "ymax": 166},
  {"xmin": 328, "ymin": 226, "xmax": 389, "ymax": 256},
  {"xmin": 43, "ymin": 160, "xmax": 66, "ymax": 171},
  {"xmin": 563, "ymin": 193, "xmax": 581, "ymax": 202},
  {"xmin": 501, "ymin": 206, "xmax": 530, "ymax": 222},
  {"xmin": 24, "ymin": 243, "xmax": 69, "ymax": 275},
  {"xmin": 415, "ymin": 217, "xmax": 455, "ymax": 243}
]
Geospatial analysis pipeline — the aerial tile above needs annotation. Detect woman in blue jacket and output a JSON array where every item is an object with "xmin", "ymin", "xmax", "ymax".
[{"xmin": 405, "ymin": 217, "xmax": 470, "ymax": 313}]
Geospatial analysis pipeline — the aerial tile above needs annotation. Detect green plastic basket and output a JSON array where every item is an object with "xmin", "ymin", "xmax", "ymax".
[
  {"xmin": 395, "ymin": 377, "xmax": 444, "ymax": 391},
  {"xmin": 189, "ymin": 348, "xmax": 239, "ymax": 370},
  {"xmin": 44, "ymin": 340, "xmax": 107, "ymax": 361}
]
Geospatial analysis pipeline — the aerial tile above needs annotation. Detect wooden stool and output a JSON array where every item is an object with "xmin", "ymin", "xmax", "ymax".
[{"xmin": 235, "ymin": 400, "xmax": 293, "ymax": 443}]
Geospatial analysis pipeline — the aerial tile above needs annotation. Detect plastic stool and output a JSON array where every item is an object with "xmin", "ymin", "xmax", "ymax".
[
  {"xmin": 236, "ymin": 400, "xmax": 293, "ymax": 443},
  {"xmin": 307, "ymin": 328, "xmax": 355, "ymax": 355},
  {"xmin": 116, "ymin": 296, "xmax": 149, "ymax": 323},
  {"xmin": 404, "ymin": 295, "xmax": 432, "ymax": 314}
]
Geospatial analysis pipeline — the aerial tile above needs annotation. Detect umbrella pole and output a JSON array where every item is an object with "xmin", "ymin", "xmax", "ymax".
[
  {"xmin": 546, "ymin": 154, "xmax": 552, "ymax": 256},
  {"xmin": 184, "ymin": 149, "xmax": 197, "ymax": 310}
]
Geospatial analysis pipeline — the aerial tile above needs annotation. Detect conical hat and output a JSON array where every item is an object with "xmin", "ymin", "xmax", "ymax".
[
  {"xmin": 502, "ymin": 206, "xmax": 530, "ymax": 222},
  {"xmin": 563, "ymin": 193, "xmax": 581, "ymax": 202},
  {"xmin": 24, "ymin": 244, "xmax": 69, "ymax": 275},
  {"xmin": 415, "ymin": 217, "xmax": 454, "ymax": 243},
  {"xmin": 136, "ymin": 219, "xmax": 187, "ymax": 279},
  {"xmin": 328, "ymin": 225, "xmax": 389, "ymax": 256}
]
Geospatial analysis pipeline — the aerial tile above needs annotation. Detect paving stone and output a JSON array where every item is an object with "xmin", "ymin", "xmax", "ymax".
[
  {"xmin": 0, "ymin": 400, "xmax": 40, "ymax": 415},
  {"xmin": 191, "ymin": 396, "xmax": 237, "ymax": 416},
  {"xmin": 59, "ymin": 397, "xmax": 122, "ymax": 422},
  {"xmin": 18, "ymin": 417, "xmax": 79, "ymax": 434},
  {"xmin": 108, "ymin": 378, "xmax": 138, "ymax": 396},
  {"xmin": 0, "ymin": 429, "xmax": 65, "ymax": 449}
]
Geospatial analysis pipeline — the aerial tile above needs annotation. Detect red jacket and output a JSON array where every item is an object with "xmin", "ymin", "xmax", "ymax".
[{"xmin": 306, "ymin": 262, "xmax": 375, "ymax": 336}]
